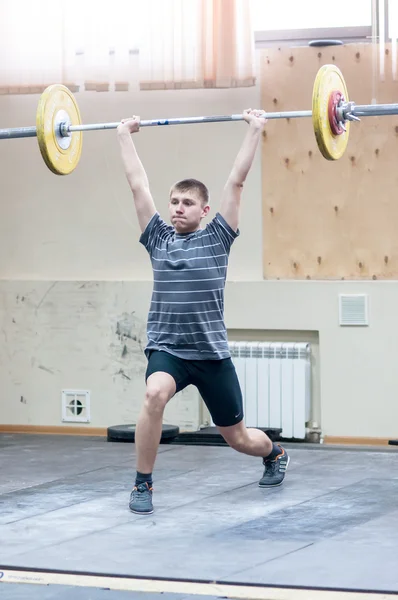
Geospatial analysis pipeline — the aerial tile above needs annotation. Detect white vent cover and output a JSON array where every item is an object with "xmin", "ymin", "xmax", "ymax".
[
  {"xmin": 339, "ymin": 294, "xmax": 369, "ymax": 326},
  {"xmin": 62, "ymin": 389, "xmax": 91, "ymax": 423}
]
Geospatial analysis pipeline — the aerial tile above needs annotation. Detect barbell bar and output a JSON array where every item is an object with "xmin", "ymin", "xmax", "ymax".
[
  {"xmin": 2, "ymin": 103, "xmax": 398, "ymax": 141},
  {"xmin": 0, "ymin": 110, "xmax": 314, "ymax": 140},
  {"xmin": 0, "ymin": 127, "xmax": 38, "ymax": 139},
  {"xmin": 0, "ymin": 64, "xmax": 397, "ymax": 175},
  {"xmin": 68, "ymin": 110, "xmax": 314, "ymax": 131}
]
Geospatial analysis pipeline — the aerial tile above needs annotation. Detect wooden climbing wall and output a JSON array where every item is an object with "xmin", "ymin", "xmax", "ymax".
[{"xmin": 261, "ymin": 43, "xmax": 398, "ymax": 280}]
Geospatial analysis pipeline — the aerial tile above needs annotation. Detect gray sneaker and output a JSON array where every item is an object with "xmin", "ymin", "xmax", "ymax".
[
  {"xmin": 129, "ymin": 482, "xmax": 154, "ymax": 514},
  {"xmin": 259, "ymin": 445, "xmax": 290, "ymax": 487}
]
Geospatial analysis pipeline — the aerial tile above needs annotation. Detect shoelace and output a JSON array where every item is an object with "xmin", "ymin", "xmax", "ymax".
[
  {"xmin": 263, "ymin": 460, "xmax": 279, "ymax": 475},
  {"xmin": 132, "ymin": 483, "xmax": 152, "ymax": 499}
]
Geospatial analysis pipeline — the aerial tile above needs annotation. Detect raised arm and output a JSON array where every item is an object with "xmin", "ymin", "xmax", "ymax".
[
  {"xmin": 117, "ymin": 117, "xmax": 157, "ymax": 233},
  {"xmin": 219, "ymin": 109, "xmax": 267, "ymax": 232}
]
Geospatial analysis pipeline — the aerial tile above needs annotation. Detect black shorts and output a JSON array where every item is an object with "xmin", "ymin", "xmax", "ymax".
[{"xmin": 145, "ymin": 350, "xmax": 244, "ymax": 427}]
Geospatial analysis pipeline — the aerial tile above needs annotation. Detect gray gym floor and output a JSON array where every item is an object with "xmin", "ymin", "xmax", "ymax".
[{"xmin": 1, "ymin": 433, "xmax": 398, "ymax": 599}]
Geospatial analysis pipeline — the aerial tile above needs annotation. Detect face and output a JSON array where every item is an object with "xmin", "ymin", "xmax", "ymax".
[{"xmin": 169, "ymin": 188, "xmax": 210, "ymax": 233}]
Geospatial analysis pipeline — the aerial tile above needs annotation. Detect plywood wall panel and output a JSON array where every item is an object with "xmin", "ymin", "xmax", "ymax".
[{"xmin": 261, "ymin": 43, "xmax": 398, "ymax": 279}]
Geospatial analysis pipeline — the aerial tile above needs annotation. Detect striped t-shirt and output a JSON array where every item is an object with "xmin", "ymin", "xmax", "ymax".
[{"xmin": 140, "ymin": 211, "xmax": 239, "ymax": 360}]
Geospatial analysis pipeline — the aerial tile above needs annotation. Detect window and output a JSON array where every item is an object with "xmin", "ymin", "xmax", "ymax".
[
  {"xmin": 388, "ymin": 0, "xmax": 398, "ymax": 38},
  {"xmin": 251, "ymin": 0, "xmax": 398, "ymax": 45},
  {"xmin": 251, "ymin": 0, "xmax": 372, "ymax": 31}
]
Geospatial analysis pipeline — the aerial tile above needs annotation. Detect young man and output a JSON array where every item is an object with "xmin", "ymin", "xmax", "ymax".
[{"xmin": 117, "ymin": 109, "xmax": 289, "ymax": 515}]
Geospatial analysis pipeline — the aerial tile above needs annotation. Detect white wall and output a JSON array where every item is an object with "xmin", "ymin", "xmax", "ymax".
[
  {"xmin": 0, "ymin": 77, "xmax": 262, "ymax": 281},
  {"xmin": 0, "ymin": 281, "xmax": 200, "ymax": 431},
  {"xmin": 1, "ymin": 51, "xmax": 397, "ymax": 440}
]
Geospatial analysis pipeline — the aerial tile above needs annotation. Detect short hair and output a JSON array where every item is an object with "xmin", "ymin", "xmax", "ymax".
[{"xmin": 170, "ymin": 178, "xmax": 209, "ymax": 206}]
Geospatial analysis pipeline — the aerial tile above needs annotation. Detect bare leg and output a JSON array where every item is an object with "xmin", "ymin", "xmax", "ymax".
[
  {"xmin": 135, "ymin": 372, "xmax": 176, "ymax": 474},
  {"xmin": 217, "ymin": 420, "xmax": 289, "ymax": 488},
  {"xmin": 217, "ymin": 420, "xmax": 273, "ymax": 457}
]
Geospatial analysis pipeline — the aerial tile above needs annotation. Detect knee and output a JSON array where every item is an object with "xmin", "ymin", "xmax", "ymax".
[{"xmin": 144, "ymin": 384, "xmax": 170, "ymax": 416}]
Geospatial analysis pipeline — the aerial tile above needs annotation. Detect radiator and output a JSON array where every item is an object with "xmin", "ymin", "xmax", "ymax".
[{"xmin": 228, "ymin": 341, "xmax": 311, "ymax": 440}]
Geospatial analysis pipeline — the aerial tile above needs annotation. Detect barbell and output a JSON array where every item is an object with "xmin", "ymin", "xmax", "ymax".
[{"xmin": 1, "ymin": 64, "xmax": 398, "ymax": 175}]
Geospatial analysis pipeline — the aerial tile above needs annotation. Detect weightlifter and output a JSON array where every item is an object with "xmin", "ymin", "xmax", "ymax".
[{"xmin": 117, "ymin": 108, "xmax": 289, "ymax": 515}]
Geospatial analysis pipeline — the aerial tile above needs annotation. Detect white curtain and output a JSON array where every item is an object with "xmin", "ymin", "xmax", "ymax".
[
  {"xmin": 0, "ymin": 0, "xmax": 255, "ymax": 94},
  {"xmin": 138, "ymin": 0, "xmax": 256, "ymax": 90},
  {"xmin": 0, "ymin": 0, "xmax": 142, "ymax": 93}
]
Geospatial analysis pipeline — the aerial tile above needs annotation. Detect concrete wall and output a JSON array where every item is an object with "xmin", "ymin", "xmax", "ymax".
[{"xmin": 0, "ymin": 50, "xmax": 397, "ymax": 440}]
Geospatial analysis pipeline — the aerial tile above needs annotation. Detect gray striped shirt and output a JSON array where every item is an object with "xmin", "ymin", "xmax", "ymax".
[{"xmin": 140, "ymin": 212, "xmax": 239, "ymax": 360}]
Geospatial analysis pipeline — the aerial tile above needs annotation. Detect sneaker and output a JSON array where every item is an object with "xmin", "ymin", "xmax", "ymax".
[
  {"xmin": 259, "ymin": 445, "xmax": 290, "ymax": 487},
  {"xmin": 129, "ymin": 482, "xmax": 154, "ymax": 514}
]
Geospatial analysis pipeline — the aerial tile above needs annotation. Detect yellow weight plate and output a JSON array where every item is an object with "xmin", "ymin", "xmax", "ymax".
[
  {"xmin": 36, "ymin": 84, "xmax": 82, "ymax": 175},
  {"xmin": 312, "ymin": 64, "xmax": 350, "ymax": 160}
]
